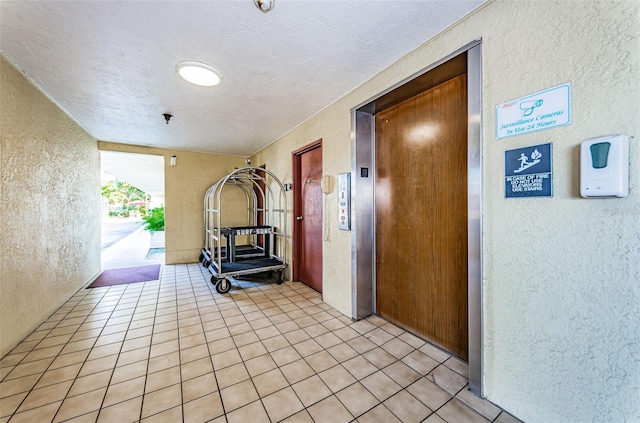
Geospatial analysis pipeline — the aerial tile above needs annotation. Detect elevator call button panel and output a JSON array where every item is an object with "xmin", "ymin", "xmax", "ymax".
[{"xmin": 338, "ymin": 173, "xmax": 351, "ymax": 231}]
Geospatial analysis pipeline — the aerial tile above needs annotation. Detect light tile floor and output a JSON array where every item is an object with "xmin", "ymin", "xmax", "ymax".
[{"xmin": 0, "ymin": 264, "xmax": 523, "ymax": 423}]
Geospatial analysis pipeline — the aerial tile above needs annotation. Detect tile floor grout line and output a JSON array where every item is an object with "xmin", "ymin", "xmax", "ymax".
[
  {"xmin": 176, "ymin": 265, "xmax": 194, "ymax": 423},
  {"xmin": 184, "ymin": 262, "xmax": 228, "ymax": 422},
  {"xmin": 245, "ymin": 280, "xmax": 324, "ymax": 422},
  {"xmin": 311, "ymin": 292, "xmax": 405, "ymax": 421},
  {"xmin": 203, "ymin": 271, "xmax": 324, "ymax": 421},
  {"xmin": 187, "ymin": 266, "xmax": 228, "ymax": 420},
  {"xmin": 6, "ymin": 286, "xmax": 118, "ymax": 421},
  {"xmin": 334, "ymin": 327, "xmax": 417, "ymax": 421},
  {"xmin": 93, "ymin": 277, "xmax": 157, "ymax": 421},
  {"xmin": 1, "ymin": 263, "xmax": 522, "ymax": 423},
  {"xmin": 223, "ymin": 275, "xmax": 285, "ymax": 420},
  {"xmin": 136, "ymin": 265, "xmax": 175, "ymax": 422},
  {"xmin": 328, "ymin": 317, "xmax": 459, "ymax": 422},
  {"xmin": 0, "ymin": 287, "xmax": 97, "ymax": 372},
  {"xmin": 235, "ymin": 279, "xmax": 359, "ymax": 422},
  {"xmin": 48, "ymin": 286, "xmax": 129, "ymax": 421}
]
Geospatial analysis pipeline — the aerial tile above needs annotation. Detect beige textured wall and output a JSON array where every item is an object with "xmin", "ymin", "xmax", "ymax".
[
  {"xmin": 479, "ymin": 3, "xmax": 639, "ymax": 422},
  {"xmin": 97, "ymin": 142, "xmax": 246, "ymax": 264},
  {"xmin": 253, "ymin": 1, "xmax": 640, "ymax": 421},
  {"xmin": 0, "ymin": 57, "xmax": 101, "ymax": 357},
  {"xmin": 252, "ymin": 125, "xmax": 350, "ymax": 314}
]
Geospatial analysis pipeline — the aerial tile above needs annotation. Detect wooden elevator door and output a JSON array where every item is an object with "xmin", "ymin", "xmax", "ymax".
[{"xmin": 375, "ymin": 74, "xmax": 468, "ymax": 360}]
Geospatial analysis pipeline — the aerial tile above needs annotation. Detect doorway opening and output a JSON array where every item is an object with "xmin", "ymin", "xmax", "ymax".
[
  {"xmin": 351, "ymin": 41, "xmax": 482, "ymax": 394},
  {"xmin": 100, "ymin": 151, "xmax": 165, "ymax": 270}
]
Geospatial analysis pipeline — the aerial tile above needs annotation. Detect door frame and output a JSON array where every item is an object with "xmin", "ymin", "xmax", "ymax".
[
  {"xmin": 350, "ymin": 40, "xmax": 483, "ymax": 395},
  {"xmin": 292, "ymin": 139, "xmax": 323, "ymax": 283}
]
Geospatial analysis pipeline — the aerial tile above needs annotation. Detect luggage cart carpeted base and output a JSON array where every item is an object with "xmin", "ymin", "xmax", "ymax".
[{"xmin": 201, "ymin": 252, "xmax": 285, "ymax": 293}]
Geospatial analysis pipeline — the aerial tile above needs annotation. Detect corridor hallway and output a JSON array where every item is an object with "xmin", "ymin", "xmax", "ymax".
[{"xmin": 0, "ymin": 264, "xmax": 520, "ymax": 422}]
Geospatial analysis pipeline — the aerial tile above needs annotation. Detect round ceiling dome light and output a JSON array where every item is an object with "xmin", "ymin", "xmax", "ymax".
[
  {"xmin": 176, "ymin": 61, "xmax": 223, "ymax": 87},
  {"xmin": 254, "ymin": 0, "xmax": 275, "ymax": 13}
]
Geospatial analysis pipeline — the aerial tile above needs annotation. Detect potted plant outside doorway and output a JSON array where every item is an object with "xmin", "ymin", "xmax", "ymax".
[{"xmin": 143, "ymin": 206, "xmax": 165, "ymax": 248}]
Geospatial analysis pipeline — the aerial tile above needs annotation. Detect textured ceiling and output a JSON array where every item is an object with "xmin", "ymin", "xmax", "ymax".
[{"xmin": 1, "ymin": 0, "xmax": 484, "ymax": 156}]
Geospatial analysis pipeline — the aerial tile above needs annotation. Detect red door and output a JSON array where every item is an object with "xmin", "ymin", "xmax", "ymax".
[{"xmin": 293, "ymin": 142, "xmax": 323, "ymax": 293}]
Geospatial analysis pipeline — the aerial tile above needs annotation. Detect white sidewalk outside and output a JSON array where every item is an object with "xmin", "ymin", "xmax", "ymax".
[{"xmin": 101, "ymin": 227, "xmax": 165, "ymax": 270}]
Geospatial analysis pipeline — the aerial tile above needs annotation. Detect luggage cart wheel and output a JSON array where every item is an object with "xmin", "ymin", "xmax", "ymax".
[
  {"xmin": 276, "ymin": 270, "xmax": 284, "ymax": 285},
  {"xmin": 215, "ymin": 278, "xmax": 231, "ymax": 294},
  {"xmin": 198, "ymin": 253, "xmax": 205, "ymax": 263},
  {"xmin": 202, "ymin": 259, "xmax": 210, "ymax": 268}
]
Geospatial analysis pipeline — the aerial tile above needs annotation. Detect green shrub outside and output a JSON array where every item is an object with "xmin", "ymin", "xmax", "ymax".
[{"xmin": 142, "ymin": 207, "xmax": 165, "ymax": 232}]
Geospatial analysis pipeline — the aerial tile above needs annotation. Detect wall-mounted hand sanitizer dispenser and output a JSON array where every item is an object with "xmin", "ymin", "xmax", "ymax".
[{"xmin": 580, "ymin": 134, "xmax": 630, "ymax": 198}]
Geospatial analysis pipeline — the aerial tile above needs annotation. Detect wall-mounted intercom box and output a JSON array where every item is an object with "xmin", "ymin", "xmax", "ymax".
[
  {"xmin": 580, "ymin": 134, "xmax": 630, "ymax": 198},
  {"xmin": 321, "ymin": 175, "xmax": 331, "ymax": 194}
]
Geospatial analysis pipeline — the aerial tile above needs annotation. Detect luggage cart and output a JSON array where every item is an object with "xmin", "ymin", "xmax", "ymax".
[{"xmin": 199, "ymin": 166, "xmax": 287, "ymax": 293}]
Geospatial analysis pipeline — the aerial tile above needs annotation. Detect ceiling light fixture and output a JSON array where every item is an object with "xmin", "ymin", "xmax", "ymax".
[
  {"xmin": 175, "ymin": 61, "xmax": 223, "ymax": 87},
  {"xmin": 254, "ymin": 0, "xmax": 275, "ymax": 13}
]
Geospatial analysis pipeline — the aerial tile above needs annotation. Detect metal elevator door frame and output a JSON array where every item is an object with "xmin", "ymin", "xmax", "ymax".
[{"xmin": 350, "ymin": 40, "xmax": 483, "ymax": 395}]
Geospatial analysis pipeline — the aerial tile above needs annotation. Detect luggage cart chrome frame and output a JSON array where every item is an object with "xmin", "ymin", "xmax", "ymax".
[{"xmin": 198, "ymin": 166, "xmax": 288, "ymax": 293}]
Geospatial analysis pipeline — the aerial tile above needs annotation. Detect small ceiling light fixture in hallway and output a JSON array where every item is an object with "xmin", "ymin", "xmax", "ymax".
[
  {"xmin": 175, "ymin": 61, "xmax": 223, "ymax": 87},
  {"xmin": 254, "ymin": 0, "xmax": 275, "ymax": 13}
]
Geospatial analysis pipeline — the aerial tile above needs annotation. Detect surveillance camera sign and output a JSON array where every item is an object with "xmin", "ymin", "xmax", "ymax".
[
  {"xmin": 496, "ymin": 83, "xmax": 571, "ymax": 139},
  {"xmin": 505, "ymin": 143, "xmax": 552, "ymax": 198}
]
